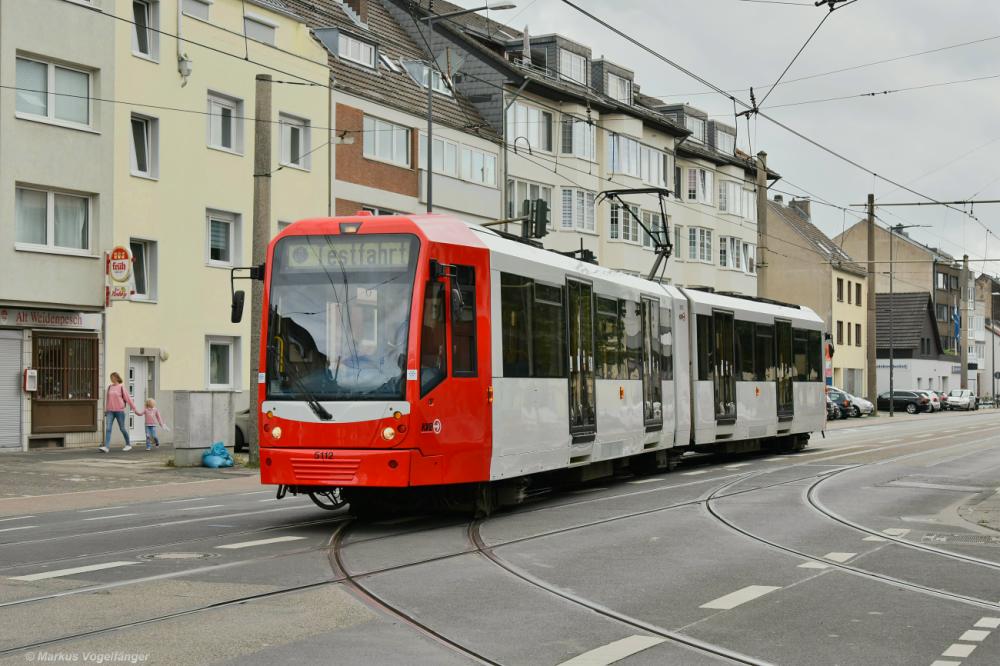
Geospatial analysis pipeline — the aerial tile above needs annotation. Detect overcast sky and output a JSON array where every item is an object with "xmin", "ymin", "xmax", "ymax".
[{"xmin": 451, "ymin": 0, "xmax": 1000, "ymax": 276}]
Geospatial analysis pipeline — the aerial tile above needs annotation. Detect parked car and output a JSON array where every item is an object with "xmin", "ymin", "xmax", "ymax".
[
  {"xmin": 825, "ymin": 394, "xmax": 839, "ymax": 421},
  {"xmin": 936, "ymin": 391, "xmax": 950, "ymax": 409},
  {"xmin": 826, "ymin": 388, "xmax": 853, "ymax": 419},
  {"xmin": 846, "ymin": 393, "xmax": 874, "ymax": 417},
  {"xmin": 946, "ymin": 389, "xmax": 978, "ymax": 411},
  {"xmin": 234, "ymin": 409, "xmax": 250, "ymax": 452},
  {"xmin": 876, "ymin": 390, "xmax": 930, "ymax": 414},
  {"xmin": 917, "ymin": 390, "xmax": 942, "ymax": 411}
]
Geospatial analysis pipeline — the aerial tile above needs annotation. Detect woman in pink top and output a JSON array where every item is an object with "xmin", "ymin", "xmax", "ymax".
[{"xmin": 101, "ymin": 372, "xmax": 138, "ymax": 453}]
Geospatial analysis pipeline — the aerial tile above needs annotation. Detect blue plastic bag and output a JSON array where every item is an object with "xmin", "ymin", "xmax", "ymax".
[{"xmin": 202, "ymin": 441, "xmax": 234, "ymax": 468}]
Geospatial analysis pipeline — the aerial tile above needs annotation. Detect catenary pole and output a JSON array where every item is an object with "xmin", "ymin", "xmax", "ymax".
[
  {"xmin": 866, "ymin": 194, "xmax": 877, "ymax": 411},
  {"xmin": 249, "ymin": 73, "xmax": 272, "ymax": 467},
  {"xmin": 961, "ymin": 254, "xmax": 969, "ymax": 389},
  {"xmin": 756, "ymin": 152, "xmax": 768, "ymax": 294}
]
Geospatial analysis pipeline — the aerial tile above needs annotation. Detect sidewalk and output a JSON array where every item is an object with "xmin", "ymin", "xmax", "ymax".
[{"xmin": 0, "ymin": 444, "xmax": 259, "ymax": 516}]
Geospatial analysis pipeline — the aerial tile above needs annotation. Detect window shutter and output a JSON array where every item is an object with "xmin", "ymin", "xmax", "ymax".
[
  {"xmin": 561, "ymin": 188, "xmax": 574, "ymax": 228},
  {"xmin": 561, "ymin": 119, "xmax": 573, "ymax": 154}
]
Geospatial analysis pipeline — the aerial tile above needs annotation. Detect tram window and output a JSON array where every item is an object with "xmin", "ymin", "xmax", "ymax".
[
  {"xmin": 754, "ymin": 323, "xmax": 775, "ymax": 381},
  {"xmin": 623, "ymin": 300, "xmax": 642, "ymax": 380},
  {"xmin": 420, "ymin": 280, "xmax": 448, "ymax": 395},
  {"xmin": 659, "ymin": 306, "xmax": 673, "ymax": 381},
  {"xmin": 642, "ymin": 299, "xmax": 662, "ymax": 423},
  {"xmin": 807, "ymin": 330, "xmax": 822, "ymax": 381},
  {"xmin": 451, "ymin": 265, "xmax": 477, "ymax": 377},
  {"xmin": 792, "ymin": 328, "xmax": 809, "ymax": 381},
  {"xmin": 735, "ymin": 320, "xmax": 755, "ymax": 381},
  {"xmin": 595, "ymin": 296, "xmax": 623, "ymax": 379},
  {"xmin": 533, "ymin": 283, "xmax": 566, "ymax": 378},
  {"xmin": 696, "ymin": 314, "xmax": 712, "ymax": 381},
  {"xmin": 500, "ymin": 273, "xmax": 531, "ymax": 377}
]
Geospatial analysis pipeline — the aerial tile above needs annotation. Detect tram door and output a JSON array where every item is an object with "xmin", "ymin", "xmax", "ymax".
[
  {"xmin": 775, "ymin": 320, "xmax": 794, "ymax": 419},
  {"xmin": 713, "ymin": 311, "xmax": 737, "ymax": 424},
  {"xmin": 567, "ymin": 280, "xmax": 596, "ymax": 440},
  {"xmin": 641, "ymin": 298, "xmax": 663, "ymax": 430}
]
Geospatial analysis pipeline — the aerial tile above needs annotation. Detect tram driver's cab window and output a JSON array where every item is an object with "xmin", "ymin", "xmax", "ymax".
[{"xmin": 420, "ymin": 280, "xmax": 447, "ymax": 395}]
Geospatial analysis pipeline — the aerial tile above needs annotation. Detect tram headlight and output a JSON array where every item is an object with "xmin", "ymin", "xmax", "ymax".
[
  {"xmin": 271, "ymin": 426, "xmax": 282, "ymax": 440},
  {"xmin": 381, "ymin": 426, "xmax": 396, "ymax": 441}
]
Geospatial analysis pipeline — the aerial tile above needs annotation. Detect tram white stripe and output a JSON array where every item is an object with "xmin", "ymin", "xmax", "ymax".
[
  {"xmin": 959, "ymin": 630, "xmax": 990, "ymax": 642},
  {"xmin": 0, "ymin": 525, "xmax": 36, "ymax": 534},
  {"xmin": 700, "ymin": 585, "xmax": 781, "ymax": 610},
  {"xmin": 10, "ymin": 561, "xmax": 139, "ymax": 581},
  {"xmin": 557, "ymin": 635, "xmax": 665, "ymax": 666},
  {"xmin": 0, "ymin": 515, "xmax": 35, "ymax": 522},
  {"xmin": 941, "ymin": 644, "xmax": 976, "ymax": 658},
  {"xmin": 216, "ymin": 536, "xmax": 306, "ymax": 550},
  {"xmin": 975, "ymin": 617, "xmax": 1000, "ymax": 629},
  {"xmin": 82, "ymin": 513, "xmax": 138, "ymax": 521}
]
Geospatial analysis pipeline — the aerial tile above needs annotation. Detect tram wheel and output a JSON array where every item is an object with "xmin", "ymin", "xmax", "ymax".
[{"xmin": 308, "ymin": 488, "xmax": 346, "ymax": 511}]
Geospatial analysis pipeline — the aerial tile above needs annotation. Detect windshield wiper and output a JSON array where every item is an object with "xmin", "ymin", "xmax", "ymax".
[{"xmin": 282, "ymin": 362, "xmax": 333, "ymax": 421}]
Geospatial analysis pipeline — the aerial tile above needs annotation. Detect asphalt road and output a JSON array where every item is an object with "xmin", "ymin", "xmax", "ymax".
[{"xmin": 1, "ymin": 410, "xmax": 999, "ymax": 665}]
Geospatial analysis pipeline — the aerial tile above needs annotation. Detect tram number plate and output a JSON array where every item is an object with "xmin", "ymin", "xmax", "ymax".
[{"xmin": 314, "ymin": 451, "xmax": 335, "ymax": 459}]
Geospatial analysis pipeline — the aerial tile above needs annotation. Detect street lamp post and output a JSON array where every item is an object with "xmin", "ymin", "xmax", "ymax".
[
  {"xmin": 992, "ymin": 290, "xmax": 1000, "ymax": 403},
  {"xmin": 420, "ymin": 3, "xmax": 515, "ymax": 213}
]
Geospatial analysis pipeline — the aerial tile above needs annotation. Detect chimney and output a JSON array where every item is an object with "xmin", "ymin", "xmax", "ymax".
[
  {"xmin": 345, "ymin": 0, "xmax": 368, "ymax": 23},
  {"xmin": 773, "ymin": 194, "xmax": 784, "ymax": 204},
  {"xmin": 790, "ymin": 198, "xmax": 811, "ymax": 218}
]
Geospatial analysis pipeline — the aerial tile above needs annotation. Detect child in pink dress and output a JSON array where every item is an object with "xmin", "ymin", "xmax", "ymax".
[{"xmin": 142, "ymin": 398, "xmax": 167, "ymax": 450}]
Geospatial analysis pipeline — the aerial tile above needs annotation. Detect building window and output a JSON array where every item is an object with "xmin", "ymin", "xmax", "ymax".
[
  {"xmin": 130, "ymin": 113, "xmax": 159, "ymax": 178},
  {"xmin": 129, "ymin": 239, "xmax": 157, "ymax": 300},
  {"xmin": 360, "ymin": 206, "xmax": 399, "ymax": 216},
  {"xmin": 743, "ymin": 243, "xmax": 756, "ymax": 274},
  {"xmin": 338, "ymin": 33, "xmax": 376, "ymax": 68},
  {"xmin": 15, "ymin": 186, "xmax": 90, "ymax": 253},
  {"xmin": 402, "ymin": 60, "xmax": 452, "ymax": 96},
  {"xmin": 560, "ymin": 188, "xmax": 596, "ymax": 232},
  {"xmin": 686, "ymin": 168, "xmax": 714, "ymax": 204},
  {"xmin": 609, "ymin": 203, "xmax": 639, "ymax": 242},
  {"xmin": 207, "ymin": 92, "xmax": 244, "ymax": 153},
  {"xmin": 716, "ymin": 130, "xmax": 735, "ymax": 155},
  {"xmin": 460, "ymin": 146, "xmax": 497, "ymax": 186},
  {"xmin": 836, "ymin": 321, "xmax": 844, "ymax": 345},
  {"xmin": 720, "ymin": 236, "xmax": 728, "ymax": 267},
  {"xmin": 559, "ymin": 49, "xmax": 586, "ymax": 84},
  {"xmin": 847, "ymin": 280, "xmax": 853, "ymax": 304},
  {"xmin": 642, "ymin": 211, "xmax": 665, "ymax": 249},
  {"xmin": 837, "ymin": 277, "xmax": 844, "ymax": 301},
  {"xmin": 206, "ymin": 337, "xmax": 238, "ymax": 390},
  {"xmin": 132, "ymin": 1, "xmax": 160, "ymax": 59},
  {"xmin": 244, "ymin": 15, "xmax": 276, "ymax": 45},
  {"xmin": 182, "ymin": 0, "xmax": 210, "ymax": 20},
  {"xmin": 34, "ymin": 334, "xmax": 99, "ymax": 408},
  {"xmin": 419, "ymin": 134, "xmax": 460, "ymax": 177},
  {"xmin": 279, "ymin": 113, "xmax": 311, "ymax": 169},
  {"xmin": 561, "ymin": 118, "xmax": 596, "ymax": 162},
  {"xmin": 685, "ymin": 116, "xmax": 706, "ymax": 143},
  {"xmin": 608, "ymin": 134, "xmax": 641, "ymax": 178},
  {"xmin": 847, "ymin": 322, "xmax": 852, "ymax": 346},
  {"xmin": 507, "ymin": 179, "xmax": 552, "ymax": 219},
  {"xmin": 362, "ymin": 115, "xmax": 410, "ymax": 167},
  {"xmin": 674, "ymin": 225, "xmax": 684, "ymax": 260},
  {"xmin": 15, "ymin": 56, "xmax": 91, "ymax": 127},
  {"xmin": 855, "ymin": 323, "xmax": 862, "ymax": 347},
  {"xmin": 608, "ymin": 72, "xmax": 632, "ymax": 104},
  {"xmin": 506, "ymin": 101, "xmax": 552, "ymax": 152},
  {"xmin": 206, "ymin": 210, "xmax": 239, "ymax": 267},
  {"xmin": 688, "ymin": 227, "xmax": 712, "ymax": 263}
]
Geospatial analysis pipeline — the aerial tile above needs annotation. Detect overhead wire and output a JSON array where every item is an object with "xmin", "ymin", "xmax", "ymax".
[
  {"xmin": 757, "ymin": 8, "xmax": 835, "ymax": 108},
  {"xmin": 763, "ymin": 72, "xmax": 1000, "ymax": 110}
]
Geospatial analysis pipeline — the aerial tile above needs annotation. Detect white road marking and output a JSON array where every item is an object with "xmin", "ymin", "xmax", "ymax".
[
  {"xmin": 10, "ymin": 561, "xmax": 140, "ymax": 581},
  {"xmin": 0, "ymin": 525, "xmax": 37, "ymax": 533},
  {"xmin": 681, "ymin": 470, "xmax": 708, "ymax": 476},
  {"xmin": 178, "ymin": 504, "xmax": 225, "ymax": 512},
  {"xmin": 557, "ymin": 635, "xmax": 665, "ymax": 666},
  {"xmin": 628, "ymin": 478, "xmax": 665, "ymax": 485},
  {"xmin": 882, "ymin": 438, "xmax": 902, "ymax": 444},
  {"xmin": 823, "ymin": 552, "xmax": 857, "ymax": 563},
  {"xmin": 79, "ymin": 505, "xmax": 127, "ymax": 513},
  {"xmin": 160, "ymin": 497, "xmax": 207, "ymax": 504},
  {"xmin": 0, "ymin": 516, "xmax": 35, "ymax": 523},
  {"xmin": 882, "ymin": 528, "xmax": 911, "ymax": 537},
  {"xmin": 930, "ymin": 661, "xmax": 961, "ymax": 666},
  {"xmin": 959, "ymin": 630, "xmax": 991, "ymax": 642},
  {"xmin": 888, "ymin": 481, "xmax": 985, "ymax": 492},
  {"xmin": 798, "ymin": 561, "xmax": 830, "ymax": 569},
  {"xmin": 941, "ymin": 644, "xmax": 976, "ymax": 658},
  {"xmin": 239, "ymin": 491, "xmax": 272, "ymax": 496},
  {"xmin": 258, "ymin": 498, "xmax": 280, "ymax": 501},
  {"xmin": 700, "ymin": 585, "xmax": 781, "ymax": 610},
  {"xmin": 975, "ymin": 617, "xmax": 1000, "ymax": 629},
  {"xmin": 215, "ymin": 536, "xmax": 306, "ymax": 550},
  {"xmin": 82, "ymin": 513, "xmax": 138, "ymax": 521},
  {"xmin": 862, "ymin": 535, "xmax": 888, "ymax": 542}
]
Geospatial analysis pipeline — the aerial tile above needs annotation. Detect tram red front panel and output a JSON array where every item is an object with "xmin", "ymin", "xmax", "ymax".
[{"xmin": 257, "ymin": 214, "xmax": 493, "ymax": 489}]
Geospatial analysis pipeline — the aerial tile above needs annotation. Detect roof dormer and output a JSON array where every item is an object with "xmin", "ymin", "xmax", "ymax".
[
  {"xmin": 592, "ymin": 59, "xmax": 633, "ymax": 105},
  {"xmin": 656, "ymin": 104, "xmax": 708, "ymax": 144},
  {"xmin": 708, "ymin": 120, "xmax": 736, "ymax": 156}
]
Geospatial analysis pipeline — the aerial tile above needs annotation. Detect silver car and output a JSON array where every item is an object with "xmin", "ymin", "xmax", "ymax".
[
  {"xmin": 917, "ymin": 390, "xmax": 942, "ymax": 412},
  {"xmin": 846, "ymin": 393, "xmax": 874, "ymax": 417}
]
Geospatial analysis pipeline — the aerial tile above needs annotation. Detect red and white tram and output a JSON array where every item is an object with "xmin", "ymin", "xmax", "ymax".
[{"xmin": 250, "ymin": 213, "xmax": 825, "ymax": 512}]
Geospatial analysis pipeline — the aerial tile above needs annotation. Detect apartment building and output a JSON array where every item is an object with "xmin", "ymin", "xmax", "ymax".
[
  {"xmin": 104, "ymin": 0, "xmax": 330, "ymax": 445},
  {"xmin": 0, "ymin": 0, "xmax": 116, "ymax": 450},
  {"xmin": 875, "ymin": 292, "xmax": 960, "ymax": 394}
]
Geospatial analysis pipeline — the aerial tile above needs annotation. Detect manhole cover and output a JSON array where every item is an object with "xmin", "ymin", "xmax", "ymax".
[{"xmin": 139, "ymin": 552, "xmax": 219, "ymax": 561}]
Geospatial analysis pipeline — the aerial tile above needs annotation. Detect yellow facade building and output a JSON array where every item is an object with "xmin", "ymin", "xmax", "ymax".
[{"xmin": 106, "ymin": 0, "xmax": 330, "ymax": 443}]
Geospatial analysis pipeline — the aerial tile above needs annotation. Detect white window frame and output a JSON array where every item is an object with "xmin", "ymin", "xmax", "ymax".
[
  {"xmin": 205, "ymin": 336, "xmax": 239, "ymax": 391},
  {"xmin": 559, "ymin": 49, "xmax": 587, "ymax": 85},
  {"xmin": 15, "ymin": 186, "xmax": 93, "ymax": 256},
  {"xmin": 339, "ymin": 33, "xmax": 376, "ymax": 68},
  {"xmin": 401, "ymin": 60, "xmax": 452, "ymax": 96},
  {"xmin": 607, "ymin": 72, "xmax": 632, "ymax": 104},
  {"xmin": 608, "ymin": 134, "xmax": 641, "ymax": 178},
  {"xmin": 129, "ymin": 238, "xmax": 158, "ymax": 301},
  {"xmin": 719, "ymin": 235, "xmax": 729, "ymax": 267},
  {"xmin": 14, "ymin": 56, "xmax": 93, "ymax": 131},
  {"xmin": 506, "ymin": 101, "xmax": 553, "ymax": 153},
  {"xmin": 730, "ymin": 237, "xmax": 742, "ymax": 270},
  {"xmin": 685, "ymin": 116, "xmax": 706, "ymax": 143},
  {"xmin": 674, "ymin": 224, "xmax": 684, "ymax": 260},
  {"xmin": 460, "ymin": 145, "xmax": 497, "ymax": 186},
  {"xmin": 206, "ymin": 209, "xmax": 240, "ymax": 268},
  {"xmin": 206, "ymin": 91, "xmax": 244, "ymax": 154},
  {"xmin": 687, "ymin": 168, "xmax": 714, "ymax": 205},
  {"xmin": 688, "ymin": 227, "xmax": 712, "ymax": 264},
  {"xmin": 279, "ymin": 112, "xmax": 311, "ymax": 170},
  {"xmin": 641, "ymin": 210, "xmax": 665, "ymax": 249},
  {"xmin": 719, "ymin": 181, "xmax": 743, "ymax": 216},
  {"xmin": 716, "ymin": 130, "xmax": 735, "ymax": 155},
  {"xmin": 132, "ymin": 0, "xmax": 160, "ymax": 61},
  {"xmin": 507, "ymin": 178, "xmax": 552, "ymax": 220},
  {"xmin": 743, "ymin": 242, "xmax": 757, "ymax": 274},
  {"xmin": 561, "ymin": 187, "xmax": 596, "ymax": 233},
  {"xmin": 129, "ymin": 113, "xmax": 159, "ymax": 179},
  {"xmin": 244, "ymin": 14, "xmax": 276, "ymax": 45},
  {"xmin": 379, "ymin": 53, "xmax": 401, "ymax": 73},
  {"xmin": 418, "ymin": 133, "xmax": 460, "ymax": 178},
  {"xmin": 560, "ymin": 118, "xmax": 596, "ymax": 162},
  {"xmin": 363, "ymin": 115, "xmax": 411, "ymax": 167},
  {"xmin": 182, "ymin": 0, "xmax": 211, "ymax": 20},
  {"xmin": 609, "ymin": 202, "xmax": 640, "ymax": 243}
]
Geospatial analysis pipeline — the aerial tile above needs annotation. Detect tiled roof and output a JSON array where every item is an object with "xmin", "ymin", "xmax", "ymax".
[
  {"xmin": 875, "ymin": 292, "xmax": 941, "ymax": 352},
  {"xmin": 768, "ymin": 200, "xmax": 865, "ymax": 276},
  {"xmin": 281, "ymin": 0, "xmax": 496, "ymax": 138},
  {"xmin": 249, "ymin": 0, "xmax": 292, "ymax": 12}
]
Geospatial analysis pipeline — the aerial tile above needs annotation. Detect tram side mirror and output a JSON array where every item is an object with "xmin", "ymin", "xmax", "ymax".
[{"xmin": 231, "ymin": 290, "xmax": 246, "ymax": 323}]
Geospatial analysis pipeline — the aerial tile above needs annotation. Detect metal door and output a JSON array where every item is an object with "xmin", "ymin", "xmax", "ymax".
[
  {"xmin": 0, "ymin": 332, "xmax": 22, "ymax": 450},
  {"xmin": 127, "ymin": 356, "xmax": 150, "ymax": 441},
  {"xmin": 567, "ymin": 280, "xmax": 596, "ymax": 439},
  {"xmin": 713, "ymin": 311, "xmax": 737, "ymax": 424},
  {"xmin": 775, "ymin": 320, "xmax": 794, "ymax": 419}
]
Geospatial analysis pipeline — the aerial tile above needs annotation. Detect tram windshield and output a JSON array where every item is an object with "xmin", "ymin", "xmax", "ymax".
[{"xmin": 266, "ymin": 234, "xmax": 419, "ymax": 401}]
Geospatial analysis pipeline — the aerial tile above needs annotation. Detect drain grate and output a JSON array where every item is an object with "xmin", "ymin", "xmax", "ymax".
[{"xmin": 920, "ymin": 534, "xmax": 1000, "ymax": 546}]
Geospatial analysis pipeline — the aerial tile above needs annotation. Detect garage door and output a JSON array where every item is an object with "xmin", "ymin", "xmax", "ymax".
[{"xmin": 0, "ymin": 333, "xmax": 22, "ymax": 450}]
